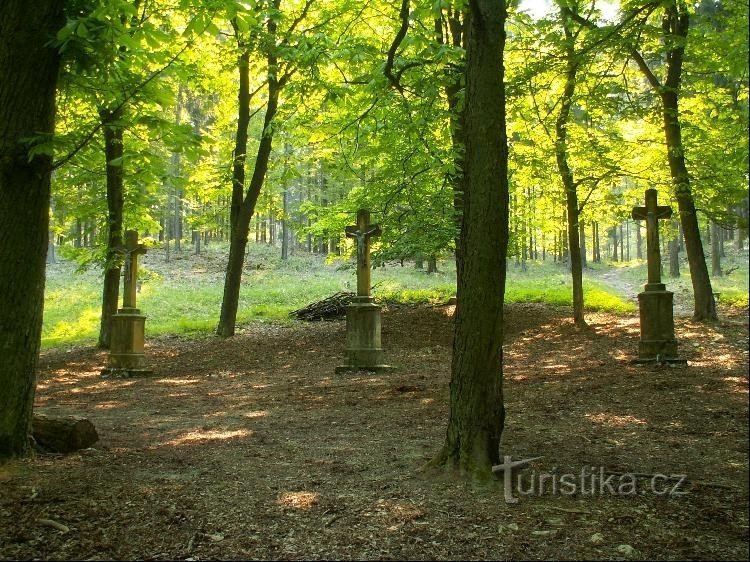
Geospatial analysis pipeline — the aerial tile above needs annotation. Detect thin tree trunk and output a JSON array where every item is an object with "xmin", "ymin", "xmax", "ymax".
[
  {"xmin": 427, "ymin": 254, "xmax": 438, "ymax": 274},
  {"xmin": 75, "ymin": 219, "xmax": 83, "ymax": 248},
  {"xmin": 554, "ymin": 14, "xmax": 585, "ymax": 325},
  {"xmin": 630, "ymin": 2, "xmax": 716, "ymax": 320},
  {"xmin": 98, "ymin": 107, "xmax": 125, "ymax": 349},
  {"xmin": 436, "ymin": 7, "xmax": 465, "ymax": 286},
  {"xmin": 636, "ymin": 220, "xmax": 643, "ymax": 259},
  {"xmin": 217, "ymin": 12, "xmax": 283, "ymax": 337},
  {"xmin": 711, "ymin": 221, "xmax": 722, "ymax": 277},
  {"xmin": 626, "ymin": 220, "xmax": 631, "ymax": 261},
  {"xmin": 669, "ymin": 236, "xmax": 680, "ymax": 278},
  {"xmin": 281, "ymin": 189, "xmax": 289, "ymax": 260},
  {"xmin": 610, "ymin": 227, "xmax": 618, "ymax": 261},
  {"xmin": 591, "ymin": 221, "xmax": 602, "ymax": 263},
  {"xmin": 579, "ymin": 219, "xmax": 587, "ymax": 268}
]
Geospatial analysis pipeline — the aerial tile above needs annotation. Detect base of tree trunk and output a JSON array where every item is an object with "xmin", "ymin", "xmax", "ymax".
[
  {"xmin": 31, "ymin": 413, "xmax": 98, "ymax": 453},
  {"xmin": 429, "ymin": 445, "xmax": 500, "ymax": 482}
]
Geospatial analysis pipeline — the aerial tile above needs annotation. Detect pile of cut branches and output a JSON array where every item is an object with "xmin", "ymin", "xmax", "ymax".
[{"xmin": 290, "ymin": 291, "xmax": 355, "ymax": 321}]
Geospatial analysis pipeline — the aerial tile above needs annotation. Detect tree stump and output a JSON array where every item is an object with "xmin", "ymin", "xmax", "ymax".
[{"xmin": 31, "ymin": 413, "xmax": 98, "ymax": 453}]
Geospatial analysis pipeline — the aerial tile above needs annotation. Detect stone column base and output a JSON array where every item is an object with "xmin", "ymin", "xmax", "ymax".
[
  {"xmin": 634, "ymin": 290, "xmax": 686, "ymax": 364},
  {"xmin": 102, "ymin": 308, "xmax": 153, "ymax": 377},
  {"xmin": 336, "ymin": 296, "xmax": 394, "ymax": 373}
]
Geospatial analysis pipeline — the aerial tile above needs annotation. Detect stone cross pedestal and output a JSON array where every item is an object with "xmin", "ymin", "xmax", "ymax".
[
  {"xmin": 102, "ymin": 230, "xmax": 153, "ymax": 377},
  {"xmin": 336, "ymin": 209, "xmax": 393, "ymax": 373},
  {"xmin": 631, "ymin": 189, "xmax": 685, "ymax": 364}
]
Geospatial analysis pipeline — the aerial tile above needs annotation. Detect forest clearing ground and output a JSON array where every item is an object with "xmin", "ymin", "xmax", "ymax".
[{"xmin": 1, "ymin": 302, "xmax": 748, "ymax": 560}]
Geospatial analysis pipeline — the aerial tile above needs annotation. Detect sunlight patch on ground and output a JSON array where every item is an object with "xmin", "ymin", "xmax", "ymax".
[
  {"xmin": 40, "ymin": 369, "xmax": 101, "ymax": 389},
  {"xmin": 721, "ymin": 376, "xmax": 749, "ymax": 393},
  {"xmin": 610, "ymin": 350, "xmax": 631, "ymax": 361},
  {"xmin": 94, "ymin": 401, "xmax": 125, "ymax": 410},
  {"xmin": 241, "ymin": 410, "xmax": 269, "ymax": 419},
  {"xmin": 378, "ymin": 500, "xmax": 426, "ymax": 522},
  {"xmin": 156, "ymin": 378, "xmax": 202, "ymax": 386},
  {"xmin": 164, "ymin": 428, "xmax": 252, "ymax": 446},
  {"xmin": 277, "ymin": 491, "xmax": 319, "ymax": 510},
  {"xmin": 70, "ymin": 380, "xmax": 137, "ymax": 393},
  {"xmin": 585, "ymin": 413, "xmax": 648, "ymax": 427},
  {"xmin": 540, "ymin": 363, "xmax": 570, "ymax": 373}
]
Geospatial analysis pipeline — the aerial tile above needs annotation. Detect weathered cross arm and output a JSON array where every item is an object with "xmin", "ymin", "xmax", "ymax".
[
  {"xmin": 631, "ymin": 206, "xmax": 672, "ymax": 221},
  {"xmin": 632, "ymin": 189, "xmax": 673, "ymax": 289}
]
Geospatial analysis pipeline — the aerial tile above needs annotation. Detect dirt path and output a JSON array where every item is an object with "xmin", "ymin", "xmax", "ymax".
[
  {"xmin": 595, "ymin": 266, "xmax": 695, "ymax": 317},
  {"xmin": 1, "ymin": 304, "xmax": 748, "ymax": 560}
]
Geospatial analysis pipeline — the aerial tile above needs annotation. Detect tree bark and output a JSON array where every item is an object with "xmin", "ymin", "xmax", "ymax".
[
  {"xmin": 0, "ymin": 0, "xmax": 64, "ymax": 460},
  {"xmin": 32, "ymin": 413, "xmax": 98, "ymax": 453},
  {"xmin": 610, "ymin": 227, "xmax": 618, "ymax": 261},
  {"xmin": 97, "ymin": 107, "xmax": 125, "ymax": 349},
  {"xmin": 711, "ymin": 221, "xmax": 722, "ymax": 277},
  {"xmin": 281, "ymin": 187, "xmax": 289, "ymax": 260},
  {"xmin": 669, "ymin": 236, "xmax": 680, "ymax": 278},
  {"xmin": 217, "ymin": 11, "xmax": 283, "ymax": 337},
  {"xmin": 554, "ymin": 13, "xmax": 585, "ymax": 325},
  {"xmin": 596, "ymin": 222, "xmax": 602, "ymax": 262},
  {"xmin": 434, "ymin": 0, "xmax": 508, "ymax": 480},
  {"xmin": 579, "ymin": 219, "xmax": 587, "ymax": 268},
  {"xmin": 427, "ymin": 255, "xmax": 438, "ymax": 274},
  {"xmin": 635, "ymin": 220, "xmax": 643, "ymax": 259},
  {"xmin": 631, "ymin": 2, "xmax": 716, "ymax": 320}
]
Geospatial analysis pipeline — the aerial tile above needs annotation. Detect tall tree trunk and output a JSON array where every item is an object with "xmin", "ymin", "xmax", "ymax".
[
  {"xmin": 735, "ymin": 200, "xmax": 747, "ymax": 250},
  {"xmin": 630, "ymin": 2, "xmax": 716, "ymax": 320},
  {"xmin": 217, "ymin": 13, "xmax": 283, "ymax": 337},
  {"xmin": 710, "ymin": 221, "xmax": 722, "ymax": 277},
  {"xmin": 97, "ymin": 107, "xmax": 125, "ymax": 349},
  {"xmin": 436, "ymin": 7, "xmax": 465, "ymax": 284},
  {"xmin": 554, "ymin": 14, "xmax": 585, "ymax": 325},
  {"xmin": 0, "ymin": 0, "xmax": 63, "ymax": 460},
  {"xmin": 281, "ymin": 189, "xmax": 289, "ymax": 260},
  {"xmin": 47, "ymin": 212, "xmax": 57, "ymax": 264},
  {"xmin": 217, "ymin": 44, "xmax": 252, "ymax": 338},
  {"xmin": 434, "ymin": 0, "xmax": 508, "ymax": 480},
  {"xmin": 579, "ymin": 219, "xmax": 587, "ymax": 268},
  {"xmin": 662, "ymin": 94, "xmax": 716, "ymax": 318},
  {"xmin": 591, "ymin": 221, "xmax": 602, "ymax": 263},
  {"xmin": 636, "ymin": 220, "xmax": 643, "ymax": 259},
  {"xmin": 610, "ymin": 227, "xmax": 618, "ymax": 261},
  {"xmin": 427, "ymin": 254, "xmax": 438, "ymax": 274},
  {"xmin": 669, "ymin": 236, "xmax": 680, "ymax": 278},
  {"xmin": 75, "ymin": 218, "xmax": 83, "ymax": 248},
  {"xmin": 626, "ymin": 220, "xmax": 631, "ymax": 261},
  {"xmin": 174, "ymin": 188, "xmax": 182, "ymax": 252}
]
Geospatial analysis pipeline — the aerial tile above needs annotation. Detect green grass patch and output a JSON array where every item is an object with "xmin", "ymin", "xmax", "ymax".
[
  {"xmin": 503, "ymin": 271, "xmax": 636, "ymax": 313},
  {"xmin": 715, "ymin": 288, "xmax": 749, "ymax": 308},
  {"xmin": 42, "ymin": 247, "xmax": 674, "ymax": 349}
]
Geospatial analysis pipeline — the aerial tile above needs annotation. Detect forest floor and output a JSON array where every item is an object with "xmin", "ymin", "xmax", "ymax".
[{"xmin": 1, "ymin": 301, "xmax": 748, "ymax": 560}]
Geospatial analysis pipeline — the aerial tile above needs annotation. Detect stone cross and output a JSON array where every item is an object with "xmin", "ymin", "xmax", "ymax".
[
  {"xmin": 345, "ymin": 209, "xmax": 381, "ymax": 296},
  {"xmin": 122, "ymin": 230, "xmax": 147, "ymax": 309},
  {"xmin": 631, "ymin": 189, "xmax": 672, "ymax": 290}
]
